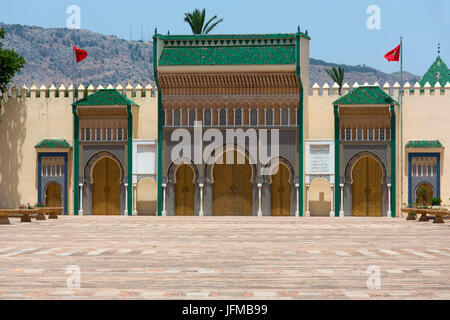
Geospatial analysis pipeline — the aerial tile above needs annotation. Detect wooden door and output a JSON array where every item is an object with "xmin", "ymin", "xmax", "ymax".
[
  {"xmin": 271, "ymin": 164, "xmax": 291, "ymax": 216},
  {"xmin": 175, "ymin": 165, "xmax": 194, "ymax": 216},
  {"xmin": 93, "ymin": 157, "xmax": 121, "ymax": 215},
  {"xmin": 45, "ymin": 182, "xmax": 62, "ymax": 208},
  {"xmin": 416, "ymin": 183, "xmax": 433, "ymax": 206},
  {"xmin": 352, "ymin": 156, "xmax": 382, "ymax": 217},
  {"xmin": 213, "ymin": 150, "xmax": 252, "ymax": 216}
]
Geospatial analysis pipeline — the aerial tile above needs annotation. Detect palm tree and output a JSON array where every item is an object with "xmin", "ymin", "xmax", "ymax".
[
  {"xmin": 184, "ymin": 9, "xmax": 223, "ymax": 35},
  {"xmin": 325, "ymin": 66, "xmax": 345, "ymax": 95}
]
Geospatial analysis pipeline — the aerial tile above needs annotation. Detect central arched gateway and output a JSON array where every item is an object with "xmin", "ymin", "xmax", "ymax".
[
  {"xmin": 271, "ymin": 163, "xmax": 291, "ymax": 216},
  {"xmin": 92, "ymin": 157, "xmax": 121, "ymax": 215},
  {"xmin": 175, "ymin": 164, "xmax": 195, "ymax": 216},
  {"xmin": 213, "ymin": 150, "xmax": 253, "ymax": 216},
  {"xmin": 352, "ymin": 156, "xmax": 382, "ymax": 216}
]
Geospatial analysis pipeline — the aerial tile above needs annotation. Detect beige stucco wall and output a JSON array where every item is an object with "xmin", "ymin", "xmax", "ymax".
[{"xmin": 0, "ymin": 86, "xmax": 158, "ymax": 214}]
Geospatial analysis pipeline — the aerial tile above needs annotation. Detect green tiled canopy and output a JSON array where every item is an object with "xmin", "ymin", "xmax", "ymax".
[
  {"xmin": 419, "ymin": 56, "xmax": 450, "ymax": 87},
  {"xmin": 35, "ymin": 139, "xmax": 71, "ymax": 149},
  {"xmin": 405, "ymin": 140, "xmax": 443, "ymax": 149},
  {"xmin": 333, "ymin": 86, "xmax": 398, "ymax": 105},
  {"xmin": 159, "ymin": 45, "xmax": 295, "ymax": 66},
  {"xmin": 72, "ymin": 89, "xmax": 138, "ymax": 107},
  {"xmin": 155, "ymin": 32, "xmax": 310, "ymax": 41}
]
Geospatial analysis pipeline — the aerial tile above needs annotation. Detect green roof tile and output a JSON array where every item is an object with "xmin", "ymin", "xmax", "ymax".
[
  {"xmin": 419, "ymin": 56, "xmax": 450, "ymax": 87},
  {"xmin": 333, "ymin": 86, "xmax": 398, "ymax": 105},
  {"xmin": 159, "ymin": 45, "xmax": 295, "ymax": 66},
  {"xmin": 35, "ymin": 139, "xmax": 71, "ymax": 149},
  {"xmin": 72, "ymin": 89, "xmax": 138, "ymax": 107},
  {"xmin": 405, "ymin": 140, "xmax": 443, "ymax": 149}
]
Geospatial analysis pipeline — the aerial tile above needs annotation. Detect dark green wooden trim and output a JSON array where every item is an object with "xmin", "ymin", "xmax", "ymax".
[
  {"xmin": 153, "ymin": 35, "xmax": 163, "ymax": 216},
  {"xmin": 334, "ymin": 105, "xmax": 340, "ymax": 217},
  {"xmin": 72, "ymin": 106, "xmax": 79, "ymax": 216},
  {"xmin": 296, "ymin": 30, "xmax": 303, "ymax": 217},
  {"xmin": 127, "ymin": 105, "xmax": 133, "ymax": 216},
  {"xmin": 390, "ymin": 105, "xmax": 396, "ymax": 218}
]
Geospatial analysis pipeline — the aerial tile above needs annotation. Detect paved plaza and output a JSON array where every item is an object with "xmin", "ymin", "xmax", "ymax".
[{"xmin": 0, "ymin": 216, "xmax": 449, "ymax": 300}]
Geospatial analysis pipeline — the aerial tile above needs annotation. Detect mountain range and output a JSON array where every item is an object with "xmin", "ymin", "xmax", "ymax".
[{"xmin": 0, "ymin": 23, "xmax": 421, "ymax": 88}]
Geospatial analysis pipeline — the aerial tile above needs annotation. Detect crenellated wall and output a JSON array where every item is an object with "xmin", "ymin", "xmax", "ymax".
[
  {"xmin": 0, "ymin": 80, "xmax": 449, "ymax": 212},
  {"xmin": 0, "ymin": 84, "xmax": 158, "ymax": 211}
]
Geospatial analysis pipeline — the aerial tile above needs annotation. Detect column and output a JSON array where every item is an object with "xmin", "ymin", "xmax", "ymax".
[
  {"xmin": 257, "ymin": 183, "xmax": 263, "ymax": 217},
  {"xmin": 78, "ymin": 183, "xmax": 84, "ymax": 215},
  {"xmin": 199, "ymin": 183, "xmax": 204, "ymax": 216},
  {"xmin": 295, "ymin": 183, "xmax": 300, "ymax": 217},
  {"xmin": 132, "ymin": 184, "xmax": 138, "ymax": 216},
  {"xmin": 305, "ymin": 184, "xmax": 310, "ymax": 217},
  {"xmin": 339, "ymin": 184, "xmax": 344, "ymax": 217},
  {"xmin": 387, "ymin": 184, "xmax": 392, "ymax": 218},
  {"xmin": 162, "ymin": 183, "xmax": 167, "ymax": 216},
  {"xmin": 330, "ymin": 185, "xmax": 334, "ymax": 217},
  {"xmin": 124, "ymin": 183, "xmax": 128, "ymax": 216}
]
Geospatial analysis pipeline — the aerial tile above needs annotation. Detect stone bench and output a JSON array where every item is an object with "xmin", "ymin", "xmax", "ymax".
[
  {"xmin": 401, "ymin": 208, "xmax": 448, "ymax": 224},
  {"xmin": 0, "ymin": 209, "xmax": 39, "ymax": 225},
  {"xmin": 38, "ymin": 207, "xmax": 64, "ymax": 220}
]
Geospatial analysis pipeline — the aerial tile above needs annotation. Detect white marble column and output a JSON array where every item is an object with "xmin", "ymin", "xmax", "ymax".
[
  {"xmin": 124, "ymin": 183, "xmax": 128, "ymax": 216},
  {"xmin": 387, "ymin": 184, "xmax": 392, "ymax": 218},
  {"xmin": 162, "ymin": 183, "xmax": 167, "ymax": 216},
  {"xmin": 257, "ymin": 183, "xmax": 263, "ymax": 217},
  {"xmin": 295, "ymin": 183, "xmax": 300, "ymax": 217},
  {"xmin": 132, "ymin": 184, "xmax": 137, "ymax": 216},
  {"xmin": 305, "ymin": 184, "xmax": 311, "ymax": 217},
  {"xmin": 78, "ymin": 183, "xmax": 84, "ymax": 215},
  {"xmin": 329, "ymin": 185, "xmax": 334, "ymax": 217},
  {"xmin": 339, "ymin": 184, "xmax": 344, "ymax": 217},
  {"xmin": 199, "ymin": 183, "xmax": 204, "ymax": 216}
]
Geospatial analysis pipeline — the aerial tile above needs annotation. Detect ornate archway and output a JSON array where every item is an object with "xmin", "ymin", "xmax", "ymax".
[
  {"xmin": 351, "ymin": 156, "xmax": 382, "ymax": 217},
  {"xmin": 92, "ymin": 157, "xmax": 121, "ymax": 215},
  {"xmin": 212, "ymin": 149, "xmax": 253, "ymax": 216}
]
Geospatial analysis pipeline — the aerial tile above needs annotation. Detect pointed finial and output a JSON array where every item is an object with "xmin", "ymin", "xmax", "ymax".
[
  {"xmin": 438, "ymin": 42, "xmax": 440, "ymax": 56},
  {"xmin": 305, "ymin": 30, "xmax": 308, "ymax": 35},
  {"xmin": 167, "ymin": 30, "xmax": 170, "ymax": 35},
  {"xmin": 154, "ymin": 27, "xmax": 157, "ymax": 34},
  {"xmin": 297, "ymin": 25, "xmax": 300, "ymax": 33}
]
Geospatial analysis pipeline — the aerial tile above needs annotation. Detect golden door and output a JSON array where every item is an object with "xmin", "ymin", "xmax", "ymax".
[
  {"xmin": 92, "ymin": 157, "xmax": 121, "ymax": 215},
  {"xmin": 175, "ymin": 165, "xmax": 194, "ymax": 216},
  {"xmin": 352, "ymin": 156, "xmax": 382, "ymax": 217},
  {"xmin": 271, "ymin": 164, "xmax": 290, "ymax": 216},
  {"xmin": 213, "ymin": 151, "xmax": 252, "ymax": 216},
  {"xmin": 45, "ymin": 182, "xmax": 62, "ymax": 208}
]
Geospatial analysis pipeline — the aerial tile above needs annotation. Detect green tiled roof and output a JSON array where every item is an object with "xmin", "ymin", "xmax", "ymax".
[
  {"xmin": 155, "ymin": 32, "xmax": 310, "ymax": 41},
  {"xmin": 333, "ymin": 86, "xmax": 398, "ymax": 105},
  {"xmin": 72, "ymin": 89, "xmax": 138, "ymax": 107},
  {"xmin": 159, "ymin": 45, "xmax": 295, "ymax": 66},
  {"xmin": 35, "ymin": 139, "xmax": 71, "ymax": 149},
  {"xmin": 405, "ymin": 140, "xmax": 443, "ymax": 149},
  {"xmin": 419, "ymin": 56, "xmax": 450, "ymax": 87}
]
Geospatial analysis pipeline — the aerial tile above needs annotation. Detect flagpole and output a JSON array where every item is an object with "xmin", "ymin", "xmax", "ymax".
[{"xmin": 400, "ymin": 36, "xmax": 404, "ymax": 213}]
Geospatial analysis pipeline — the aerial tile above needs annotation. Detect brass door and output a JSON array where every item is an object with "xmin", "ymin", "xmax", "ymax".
[
  {"xmin": 45, "ymin": 182, "xmax": 62, "ymax": 208},
  {"xmin": 271, "ymin": 164, "xmax": 291, "ymax": 216},
  {"xmin": 92, "ymin": 157, "xmax": 121, "ymax": 215},
  {"xmin": 352, "ymin": 156, "xmax": 382, "ymax": 217},
  {"xmin": 213, "ymin": 151, "xmax": 252, "ymax": 216},
  {"xmin": 175, "ymin": 165, "xmax": 194, "ymax": 216}
]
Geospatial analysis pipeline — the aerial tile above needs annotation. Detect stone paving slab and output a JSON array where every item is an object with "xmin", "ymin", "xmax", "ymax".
[{"xmin": 0, "ymin": 216, "xmax": 449, "ymax": 300}]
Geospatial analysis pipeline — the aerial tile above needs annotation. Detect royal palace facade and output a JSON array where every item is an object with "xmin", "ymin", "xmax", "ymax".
[{"xmin": 0, "ymin": 30, "xmax": 449, "ymax": 218}]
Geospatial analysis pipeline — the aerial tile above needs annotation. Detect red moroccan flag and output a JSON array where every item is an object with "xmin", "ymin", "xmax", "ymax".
[
  {"xmin": 384, "ymin": 44, "xmax": 400, "ymax": 62},
  {"xmin": 73, "ymin": 46, "xmax": 88, "ymax": 63}
]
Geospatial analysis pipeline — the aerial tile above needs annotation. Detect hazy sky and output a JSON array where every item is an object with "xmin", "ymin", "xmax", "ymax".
[{"xmin": 1, "ymin": 0, "xmax": 449, "ymax": 76}]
